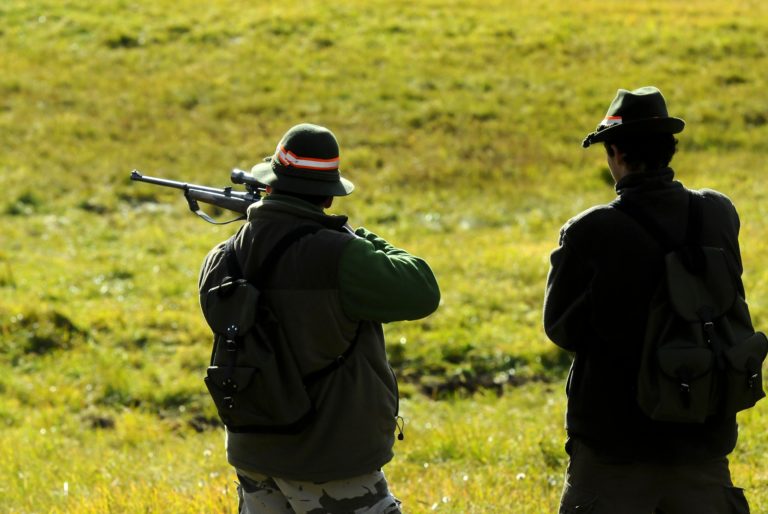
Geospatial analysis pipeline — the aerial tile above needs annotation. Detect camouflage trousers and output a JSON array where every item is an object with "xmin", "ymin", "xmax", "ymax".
[{"xmin": 235, "ymin": 467, "xmax": 403, "ymax": 514}]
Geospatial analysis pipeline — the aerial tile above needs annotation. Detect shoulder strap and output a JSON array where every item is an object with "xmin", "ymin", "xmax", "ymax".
[
  {"xmin": 224, "ymin": 237, "xmax": 243, "ymax": 279},
  {"xmin": 224, "ymin": 224, "xmax": 322, "ymax": 282},
  {"xmin": 225, "ymin": 223, "xmax": 362, "ymax": 382},
  {"xmin": 616, "ymin": 192, "xmax": 707, "ymax": 276},
  {"xmin": 302, "ymin": 323, "xmax": 363, "ymax": 387},
  {"xmin": 685, "ymin": 193, "xmax": 704, "ymax": 247},
  {"xmin": 614, "ymin": 191, "xmax": 703, "ymax": 252}
]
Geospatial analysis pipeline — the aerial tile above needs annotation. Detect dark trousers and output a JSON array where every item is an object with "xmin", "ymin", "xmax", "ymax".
[{"xmin": 559, "ymin": 440, "xmax": 750, "ymax": 514}]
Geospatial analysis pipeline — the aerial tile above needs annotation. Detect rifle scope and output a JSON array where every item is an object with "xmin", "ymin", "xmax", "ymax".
[{"xmin": 231, "ymin": 169, "xmax": 266, "ymax": 188}]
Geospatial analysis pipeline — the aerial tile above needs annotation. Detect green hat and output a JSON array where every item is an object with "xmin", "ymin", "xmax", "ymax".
[
  {"xmin": 582, "ymin": 86, "xmax": 685, "ymax": 148},
  {"xmin": 251, "ymin": 123, "xmax": 354, "ymax": 196}
]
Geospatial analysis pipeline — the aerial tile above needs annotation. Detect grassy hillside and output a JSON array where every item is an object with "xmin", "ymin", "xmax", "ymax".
[{"xmin": 2, "ymin": 0, "xmax": 768, "ymax": 512}]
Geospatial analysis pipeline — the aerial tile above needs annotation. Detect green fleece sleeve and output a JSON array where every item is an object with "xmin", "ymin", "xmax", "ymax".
[{"xmin": 338, "ymin": 227, "xmax": 440, "ymax": 323}]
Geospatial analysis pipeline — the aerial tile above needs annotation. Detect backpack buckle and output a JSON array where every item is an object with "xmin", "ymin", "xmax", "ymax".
[
  {"xmin": 679, "ymin": 381, "xmax": 691, "ymax": 408},
  {"xmin": 221, "ymin": 377, "xmax": 238, "ymax": 392},
  {"xmin": 225, "ymin": 324, "xmax": 239, "ymax": 352}
]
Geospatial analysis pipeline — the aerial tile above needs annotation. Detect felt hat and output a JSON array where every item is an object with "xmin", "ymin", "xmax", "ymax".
[
  {"xmin": 582, "ymin": 86, "xmax": 685, "ymax": 148},
  {"xmin": 251, "ymin": 123, "xmax": 354, "ymax": 196}
]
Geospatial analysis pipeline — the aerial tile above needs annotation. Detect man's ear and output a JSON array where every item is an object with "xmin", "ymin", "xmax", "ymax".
[{"xmin": 609, "ymin": 144, "xmax": 625, "ymax": 164}]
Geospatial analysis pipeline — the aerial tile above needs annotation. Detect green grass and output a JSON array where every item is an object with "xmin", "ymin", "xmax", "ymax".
[{"xmin": 2, "ymin": 0, "xmax": 768, "ymax": 511}]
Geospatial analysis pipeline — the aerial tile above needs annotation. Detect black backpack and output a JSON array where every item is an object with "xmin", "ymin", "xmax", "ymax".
[
  {"xmin": 199, "ymin": 225, "xmax": 357, "ymax": 433},
  {"xmin": 616, "ymin": 192, "xmax": 767, "ymax": 423}
]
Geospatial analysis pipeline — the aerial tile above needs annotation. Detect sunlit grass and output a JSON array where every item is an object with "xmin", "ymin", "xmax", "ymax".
[{"xmin": 2, "ymin": 383, "xmax": 766, "ymax": 513}]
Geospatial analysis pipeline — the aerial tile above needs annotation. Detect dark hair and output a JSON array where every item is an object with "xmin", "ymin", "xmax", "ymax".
[
  {"xmin": 604, "ymin": 134, "xmax": 678, "ymax": 171},
  {"xmin": 271, "ymin": 188, "xmax": 332, "ymax": 206}
]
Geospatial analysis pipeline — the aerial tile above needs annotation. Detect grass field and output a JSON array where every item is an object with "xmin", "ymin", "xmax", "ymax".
[{"xmin": 2, "ymin": 0, "xmax": 768, "ymax": 512}]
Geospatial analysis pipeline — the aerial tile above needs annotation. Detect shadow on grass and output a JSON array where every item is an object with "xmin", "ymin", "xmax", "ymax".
[{"xmin": 396, "ymin": 348, "xmax": 572, "ymax": 400}]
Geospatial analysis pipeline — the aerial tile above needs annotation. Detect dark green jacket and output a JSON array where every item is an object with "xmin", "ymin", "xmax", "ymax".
[
  {"xmin": 219, "ymin": 194, "xmax": 440, "ymax": 481},
  {"xmin": 543, "ymin": 168, "xmax": 743, "ymax": 462}
]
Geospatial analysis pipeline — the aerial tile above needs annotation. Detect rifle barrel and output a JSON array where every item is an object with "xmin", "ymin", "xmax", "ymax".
[
  {"xmin": 130, "ymin": 169, "xmax": 261, "ymax": 221},
  {"xmin": 130, "ymin": 170, "xmax": 236, "ymax": 195}
]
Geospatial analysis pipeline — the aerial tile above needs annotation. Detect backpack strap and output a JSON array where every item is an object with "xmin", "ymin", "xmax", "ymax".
[
  {"xmin": 254, "ymin": 225, "xmax": 324, "ymax": 288},
  {"xmin": 217, "ymin": 226, "xmax": 320, "ymax": 378},
  {"xmin": 614, "ymin": 191, "xmax": 703, "ymax": 252},
  {"xmin": 685, "ymin": 193, "xmax": 704, "ymax": 246},
  {"xmin": 302, "ymin": 323, "xmax": 363, "ymax": 387},
  {"xmin": 224, "ymin": 237, "xmax": 243, "ymax": 279},
  {"xmin": 224, "ymin": 224, "xmax": 362, "ymax": 386},
  {"xmin": 224, "ymin": 224, "xmax": 321, "ymax": 281},
  {"xmin": 617, "ymin": 192, "xmax": 725, "ymax": 366}
]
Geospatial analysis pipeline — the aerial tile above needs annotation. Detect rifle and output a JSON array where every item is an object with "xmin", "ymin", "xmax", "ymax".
[{"xmin": 130, "ymin": 169, "xmax": 266, "ymax": 224}]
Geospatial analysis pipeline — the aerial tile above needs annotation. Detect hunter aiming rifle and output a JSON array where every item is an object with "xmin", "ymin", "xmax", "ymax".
[{"xmin": 130, "ymin": 169, "xmax": 265, "ymax": 224}]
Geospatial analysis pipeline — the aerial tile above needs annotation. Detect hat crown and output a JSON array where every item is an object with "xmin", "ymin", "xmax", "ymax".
[
  {"xmin": 606, "ymin": 86, "xmax": 670, "ymax": 122},
  {"xmin": 278, "ymin": 123, "xmax": 340, "ymax": 165}
]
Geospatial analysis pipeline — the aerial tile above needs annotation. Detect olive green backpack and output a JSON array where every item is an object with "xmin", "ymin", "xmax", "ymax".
[
  {"xmin": 616, "ymin": 192, "xmax": 767, "ymax": 423},
  {"xmin": 199, "ymin": 225, "xmax": 357, "ymax": 433}
]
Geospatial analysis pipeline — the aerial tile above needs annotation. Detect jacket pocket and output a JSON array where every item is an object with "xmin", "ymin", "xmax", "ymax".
[{"xmin": 722, "ymin": 332, "xmax": 768, "ymax": 414}]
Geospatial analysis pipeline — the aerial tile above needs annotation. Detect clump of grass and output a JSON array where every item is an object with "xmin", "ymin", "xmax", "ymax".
[{"xmin": 0, "ymin": 305, "xmax": 85, "ymax": 358}]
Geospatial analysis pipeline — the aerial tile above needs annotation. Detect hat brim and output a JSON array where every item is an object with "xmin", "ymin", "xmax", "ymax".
[
  {"xmin": 251, "ymin": 160, "xmax": 354, "ymax": 197},
  {"xmin": 584, "ymin": 117, "xmax": 685, "ymax": 147}
]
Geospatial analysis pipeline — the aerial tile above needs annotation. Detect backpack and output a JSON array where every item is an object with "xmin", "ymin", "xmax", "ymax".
[
  {"xmin": 199, "ymin": 225, "xmax": 358, "ymax": 433},
  {"xmin": 615, "ymin": 192, "xmax": 767, "ymax": 423}
]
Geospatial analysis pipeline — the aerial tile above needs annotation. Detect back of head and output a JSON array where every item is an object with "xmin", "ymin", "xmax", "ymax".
[
  {"xmin": 604, "ymin": 134, "xmax": 679, "ymax": 172},
  {"xmin": 270, "ymin": 187, "xmax": 332, "ymax": 207}
]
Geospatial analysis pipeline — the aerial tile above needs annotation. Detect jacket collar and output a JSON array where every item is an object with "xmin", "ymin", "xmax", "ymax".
[
  {"xmin": 246, "ymin": 193, "xmax": 349, "ymax": 231},
  {"xmin": 615, "ymin": 167, "xmax": 676, "ymax": 195}
]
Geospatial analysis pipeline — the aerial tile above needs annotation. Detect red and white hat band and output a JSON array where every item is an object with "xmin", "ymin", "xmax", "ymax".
[
  {"xmin": 600, "ymin": 115, "xmax": 623, "ymax": 127},
  {"xmin": 276, "ymin": 145, "xmax": 339, "ymax": 171}
]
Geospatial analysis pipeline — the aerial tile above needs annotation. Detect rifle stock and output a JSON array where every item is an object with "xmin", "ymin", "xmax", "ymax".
[{"xmin": 185, "ymin": 189, "xmax": 251, "ymax": 214}]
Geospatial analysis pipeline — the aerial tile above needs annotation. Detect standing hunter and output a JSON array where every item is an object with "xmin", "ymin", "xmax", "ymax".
[
  {"xmin": 199, "ymin": 123, "xmax": 440, "ymax": 513},
  {"xmin": 543, "ymin": 87, "xmax": 757, "ymax": 513}
]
